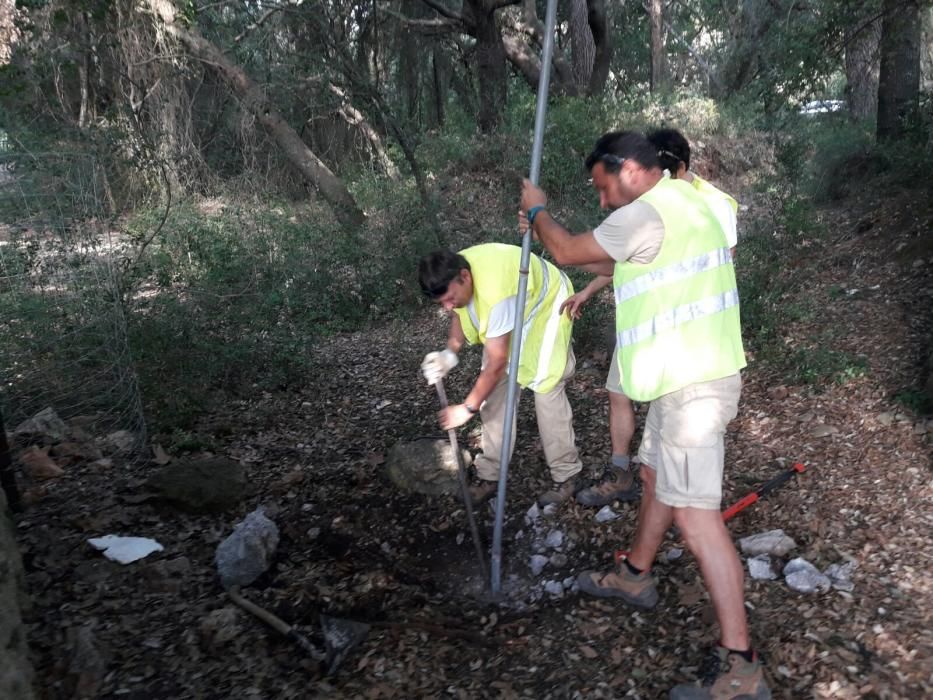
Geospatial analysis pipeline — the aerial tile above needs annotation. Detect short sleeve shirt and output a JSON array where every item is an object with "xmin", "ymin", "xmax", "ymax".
[
  {"xmin": 592, "ymin": 200, "xmax": 665, "ymax": 265},
  {"xmin": 467, "ymin": 296, "xmax": 516, "ymax": 338}
]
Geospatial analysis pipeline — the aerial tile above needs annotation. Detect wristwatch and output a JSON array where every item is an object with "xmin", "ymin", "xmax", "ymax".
[{"xmin": 464, "ymin": 402, "xmax": 478, "ymax": 415}]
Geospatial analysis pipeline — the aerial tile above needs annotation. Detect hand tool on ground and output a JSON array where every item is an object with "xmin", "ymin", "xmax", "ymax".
[
  {"xmin": 614, "ymin": 462, "xmax": 807, "ymax": 565},
  {"xmin": 720, "ymin": 462, "xmax": 806, "ymax": 522},
  {"xmin": 491, "ymin": 0, "xmax": 559, "ymax": 596},
  {"xmin": 434, "ymin": 379, "xmax": 489, "ymax": 583}
]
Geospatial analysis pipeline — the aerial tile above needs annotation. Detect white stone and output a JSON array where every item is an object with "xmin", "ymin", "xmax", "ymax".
[
  {"xmin": 88, "ymin": 535, "xmax": 163, "ymax": 564},
  {"xmin": 530, "ymin": 555, "xmax": 548, "ymax": 577},
  {"xmin": 595, "ymin": 505, "xmax": 619, "ymax": 523},
  {"xmin": 544, "ymin": 580, "xmax": 564, "ymax": 598},
  {"xmin": 747, "ymin": 554, "xmax": 778, "ymax": 580},
  {"xmin": 783, "ymin": 557, "xmax": 831, "ymax": 593},
  {"xmin": 739, "ymin": 529, "xmax": 797, "ymax": 557},
  {"xmin": 525, "ymin": 503, "xmax": 541, "ymax": 524},
  {"xmin": 545, "ymin": 529, "xmax": 564, "ymax": 550}
]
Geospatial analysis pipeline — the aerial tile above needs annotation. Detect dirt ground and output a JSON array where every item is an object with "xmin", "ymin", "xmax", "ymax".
[{"xmin": 13, "ymin": 165, "xmax": 933, "ymax": 699}]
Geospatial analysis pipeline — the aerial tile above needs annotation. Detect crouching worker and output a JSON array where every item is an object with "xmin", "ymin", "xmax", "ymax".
[{"xmin": 418, "ymin": 243, "xmax": 583, "ymax": 507}]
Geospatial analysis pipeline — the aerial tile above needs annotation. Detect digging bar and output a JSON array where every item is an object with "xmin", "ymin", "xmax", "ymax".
[
  {"xmin": 490, "ymin": 0, "xmax": 559, "ymax": 596},
  {"xmin": 434, "ymin": 379, "xmax": 489, "ymax": 583}
]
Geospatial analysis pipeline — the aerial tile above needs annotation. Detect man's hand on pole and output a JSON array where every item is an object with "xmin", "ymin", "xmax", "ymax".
[{"xmin": 421, "ymin": 349, "xmax": 458, "ymax": 385}]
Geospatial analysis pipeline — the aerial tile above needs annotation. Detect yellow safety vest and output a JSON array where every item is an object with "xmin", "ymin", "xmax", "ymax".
[
  {"xmin": 613, "ymin": 179, "xmax": 746, "ymax": 401},
  {"xmin": 454, "ymin": 243, "xmax": 574, "ymax": 393}
]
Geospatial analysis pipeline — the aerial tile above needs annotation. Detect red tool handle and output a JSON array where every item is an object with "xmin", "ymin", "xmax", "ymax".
[{"xmin": 721, "ymin": 462, "xmax": 806, "ymax": 523}]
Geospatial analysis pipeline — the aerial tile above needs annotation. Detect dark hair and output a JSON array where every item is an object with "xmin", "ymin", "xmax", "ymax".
[
  {"xmin": 584, "ymin": 131, "xmax": 660, "ymax": 173},
  {"xmin": 418, "ymin": 249, "xmax": 470, "ymax": 298},
  {"xmin": 646, "ymin": 128, "xmax": 690, "ymax": 173}
]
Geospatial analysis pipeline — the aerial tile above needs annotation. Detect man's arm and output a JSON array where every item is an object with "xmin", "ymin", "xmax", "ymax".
[
  {"xmin": 447, "ymin": 313, "xmax": 466, "ymax": 354},
  {"xmin": 438, "ymin": 333, "xmax": 509, "ymax": 430},
  {"xmin": 560, "ymin": 274, "xmax": 612, "ymax": 319},
  {"xmin": 520, "ymin": 179, "xmax": 613, "ymax": 267}
]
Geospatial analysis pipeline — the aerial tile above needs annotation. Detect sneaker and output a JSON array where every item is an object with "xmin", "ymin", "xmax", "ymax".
[
  {"xmin": 537, "ymin": 477, "xmax": 579, "ymax": 506},
  {"xmin": 669, "ymin": 646, "xmax": 771, "ymax": 700},
  {"xmin": 576, "ymin": 466, "xmax": 640, "ymax": 507},
  {"xmin": 468, "ymin": 479, "xmax": 498, "ymax": 507},
  {"xmin": 575, "ymin": 560, "xmax": 658, "ymax": 608}
]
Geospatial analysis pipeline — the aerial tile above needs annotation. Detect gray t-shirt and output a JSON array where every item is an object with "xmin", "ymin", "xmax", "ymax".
[{"xmin": 592, "ymin": 200, "xmax": 665, "ymax": 265}]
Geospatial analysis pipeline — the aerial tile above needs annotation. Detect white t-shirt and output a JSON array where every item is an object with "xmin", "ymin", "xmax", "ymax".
[
  {"xmin": 707, "ymin": 197, "xmax": 738, "ymax": 248},
  {"xmin": 592, "ymin": 200, "xmax": 665, "ymax": 264},
  {"xmin": 467, "ymin": 295, "xmax": 516, "ymax": 338}
]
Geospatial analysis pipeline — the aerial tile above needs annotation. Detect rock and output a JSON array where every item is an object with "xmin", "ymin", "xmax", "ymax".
[
  {"xmin": 739, "ymin": 529, "xmax": 797, "ymax": 557},
  {"xmin": 215, "ymin": 507, "xmax": 280, "ymax": 589},
  {"xmin": 877, "ymin": 412, "xmax": 895, "ymax": 426},
  {"xmin": 18, "ymin": 446, "xmax": 64, "ymax": 480},
  {"xmin": 66, "ymin": 624, "xmax": 105, "ymax": 699},
  {"xmin": 146, "ymin": 457, "xmax": 246, "ymax": 513},
  {"xmin": 747, "ymin": 554, "xmax": 778, "ymax": 580},
  {"xmin": 767, "ymin": 385, "xmax": 789, "ymax": 400},
  {"xmin": 525, "ymin": 503, "xmax": 541, "ymax": 524},
  {"xmin": 543, "ymin": 580, "xmax": 565, "ymax": 598},
  {"xmin": 810, "ymin": 424, "xmax": 839, "ymax": 438},
  {"xmin": 545, "ymin": 529, "xmax": 564, "ymax": 549},
  {"xmin": 595, "ymin": 505, "xmax": 619, "ymax": 522},
  {"xmin": 199, "ymin": 607, "xmax": 243, "ymax": 650},
  {"xmin": 15, "ymin": 407, "xmax": 67, "ymax": 441},
  {"xmin": 51, "ymin": 442, "xmax": 103, "ymax": 463},
  {"xmin": 105, "ymin": 430, "xmax": 138, "ymax": 453},
  {"xmin": 824, "ymin": 561, "xmax": 856, "ymax": 592},
  {"xmin": 783, "ymin": 557, "xmax": 832, "ymax": 593},
  {"xmin": 530, "ymin": 554, "xmax": 548, "ymax": 576},
  {"xmin": 549, "ymin": 553, "xmax": 568, "ymax": 568},
  {"xmin": 0, "ymin": 487, "xmax": 35, "ymax": 699},
  {"xmin": 384, "ymin": 439, "xmax": 471, "ymax": 496},
  {"xmin": 664, "ymin": 548, "xmax": 683, "ymax": 563}
]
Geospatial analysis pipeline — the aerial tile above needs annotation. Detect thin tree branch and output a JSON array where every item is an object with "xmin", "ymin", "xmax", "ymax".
[{"xmin": 418, "ymin": 0, "xmax": 465, "ymax": 21}]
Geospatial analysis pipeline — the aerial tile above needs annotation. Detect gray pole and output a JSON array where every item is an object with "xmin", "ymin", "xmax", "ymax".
[{"xmin": 490, "ymin": 0, "xmax": 559, "ymax": 596}]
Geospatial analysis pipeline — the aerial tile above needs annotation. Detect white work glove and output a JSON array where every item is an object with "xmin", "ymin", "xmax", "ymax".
[{"xmin": 421, "ymin": 349, "xmax": 458, "ymax": 385}]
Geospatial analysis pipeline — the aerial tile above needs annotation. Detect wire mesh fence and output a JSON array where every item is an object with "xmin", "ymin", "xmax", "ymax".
[{"xmin": 0, "ymin": 140, "xmax": 147, "ymax": 451}]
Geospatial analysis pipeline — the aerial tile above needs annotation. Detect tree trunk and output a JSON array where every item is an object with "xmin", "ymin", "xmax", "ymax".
[
  {"xmin": 845, "ymin": 13, "xmax": 881, "ymax": 121},
  {"xmin": 649, "ymin": 0, "xmax": 665, "ymax": 93},
  {"xmin": 431, "ymin": 46, "xmax": 450, "ymax": 127},
  {"xmin": 586, "ymin": 0, "xmax": 611, "ymax": 95},
  {"xmin": 467, "ymin": 0, "xmax": 508, "ymax": 133},
  {"xmin": 0, "ymin": 408, "xmax": 20, "ymax": 513},
  {"xmin": 147, "ymin": 0, "xmax": 364, "ymax": 226},
  {"xmin": 569, "ymin": 0, "xmax": 595, "ymax": 92},
  {"xmin": 328, "ymin": 84, "xmax": 400, "ymax": 180},
  {"xmin": 877, "ymin": 0, "xmax": 921, "ymax": 141}
]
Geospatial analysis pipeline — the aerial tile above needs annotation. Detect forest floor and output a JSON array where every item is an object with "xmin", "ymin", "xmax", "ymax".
[{"xmin": 15, "ymin": 154, "xmax": 933, "ymax": 699}]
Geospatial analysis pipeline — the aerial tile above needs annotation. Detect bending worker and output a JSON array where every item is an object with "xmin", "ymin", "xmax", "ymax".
[
  {"xmin": 570, "ymin": 127, "xmax": 741, "ymax": 508},
  {"xmin": 519, "ymin": 131, "xmax": 768, "ymax": 700},
  {"xmin": 418, "ymin": 243, "xmax": 583, "ymax": 507}
]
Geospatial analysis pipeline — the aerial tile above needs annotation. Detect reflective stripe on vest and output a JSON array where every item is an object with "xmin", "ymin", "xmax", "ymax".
[
  {"xmin": 616, "ymin": 288, "xmax": 739, "ymax": 348},
  {"xmin": 614, "ymin": 247, "xmax": 733, "ymax": 305},
  {"xmin": 527, "ymin": 270, "xmax": 571, "ymax": 391}
]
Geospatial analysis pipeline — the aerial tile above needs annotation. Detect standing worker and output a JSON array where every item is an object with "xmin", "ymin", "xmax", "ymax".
[
  {"xmin": 570, "ymin": 127, "xmax": 741, "ymax": 508},
  {"xmin": 519, "ymin": 131, "xmax": 768, "ymax": 700},
  {"xmin": 418, "ymin": 243, "xmax": 583, "ymax": 507}
]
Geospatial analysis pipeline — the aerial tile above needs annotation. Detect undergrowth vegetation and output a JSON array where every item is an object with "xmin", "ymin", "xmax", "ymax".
[{"xmin": 3, "ymin": 91, "xmax": 930, "ymax": 432}]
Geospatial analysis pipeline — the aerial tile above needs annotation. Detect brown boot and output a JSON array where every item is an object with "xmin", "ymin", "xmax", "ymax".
[
  {"xmin": 575, "ymin": 560, "xmax": 658, "ymax": 608},
  {"xmin": 575, "ymin": 466, "xmax": 640, "ymax": 507},
  {"xmin": 537, "ymin": 477, "xmax": 579, "ymax": 506},
  {"xmin": 468, "ymin": 479, "xmax": 498, "ymax": 507},
  {"xmin": 669, "ymin": 646, "xmax": 771, "ymax": 699}
]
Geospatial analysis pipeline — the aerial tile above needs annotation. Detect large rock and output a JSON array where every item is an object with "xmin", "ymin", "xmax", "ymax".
[
  {"xmin": 0, "ymin": 488, "xmax": 35, "ymax": 699},
  {"xmin": 385, "ymin": 439, "xmax": 471, "ymax": 496},
  {"xmin": 146, "ymin": 457, "xmax": 246, "ymax": 513}
]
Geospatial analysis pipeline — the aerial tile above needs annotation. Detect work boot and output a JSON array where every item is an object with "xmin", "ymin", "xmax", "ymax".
[
  {"xmin": 669, "ymin": 646, "xmax": 771, "ymax": 700},
  {"xmin": 576, "ymin": 466, "xmax": 640, "ymax": 507},
  {"xmin": 537, "ymin": 477, "xmax": 579, "ymax": 506},
  {"xmin": 575, "ymin": 559, "xmax": 658, "ymax": 609},
  {"xmin": 468, "ymin": 479, "xmax": 498, "ymax": 507}
]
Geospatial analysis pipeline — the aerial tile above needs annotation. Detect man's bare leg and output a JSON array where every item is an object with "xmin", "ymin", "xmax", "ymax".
[
  {"xmin": 626, "ymin": 464, "xmax": 673, "ymax": 570},
  {"xmin": 609, "ymin": 390, "xmax": 635, "ymax": 464},
  {"xmin": 674, "ymin": 506, "xmax": 749, "ymax": 650}
]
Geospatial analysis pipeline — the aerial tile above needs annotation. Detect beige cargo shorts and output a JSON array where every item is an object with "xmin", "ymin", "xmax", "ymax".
[{"xmin": 638, "ymin": 373, "xmax": 742, "ymax": 510}]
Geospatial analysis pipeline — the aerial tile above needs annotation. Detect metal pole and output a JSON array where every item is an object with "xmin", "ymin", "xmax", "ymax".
[
  {"xmin": 490, "ymin": 0, "xmax": 559, "ymax": 596},
  {"xmin": 434, "ymin": 379, "xmax": 489, "ymax": 583}
]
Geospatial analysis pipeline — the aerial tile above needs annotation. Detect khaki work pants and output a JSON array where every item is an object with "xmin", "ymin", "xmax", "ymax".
[{"xmin": 473, "ymin": 350, "xmax": 582, "ymax": 484}]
